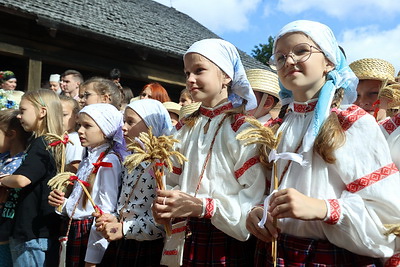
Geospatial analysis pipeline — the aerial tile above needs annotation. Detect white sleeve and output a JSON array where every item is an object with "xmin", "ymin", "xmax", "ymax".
[{"xmin": 321, "ymin": 114, "xmax": 400, "ymax": 257}]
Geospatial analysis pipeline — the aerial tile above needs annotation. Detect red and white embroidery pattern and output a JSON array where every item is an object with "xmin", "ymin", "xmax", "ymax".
[
  {"xmin": 231, "ymin": 114, "xmax": 246, "ymax": 132},
  {"xmin": 293, "ymin": 101, "xmax": 317, "ymax": 113},
  {"xmin": 234, "ymin": 156, "xmax": 260, "ymax": 179},
  {"xmin": 333, "ymin": 105, "xmax": 367, "ymax": 131},
  {"xmin": 204, "ymin": 198, "xmax": 214, "ymax": 219},
  {"xmin": 172, "ymin": 166, "xmax": 182, "ymax": 175},
  {"xmin": 380, "ymin": 113, "xmax": 400, "ymax": 135},
  {"xmin": 199, "ymin": 103, "xmax": 233, "ymax": 119},
  {"xmin": 385, "ymin": 253, "xmax": 400, "ymax": 267},
  {"xmin": 346, "ymin": 163, "xmax": 398, "ymax": 193},
  {"xmin": 324, "ymin": 199, "xmax": 341, "ymax": 225}
]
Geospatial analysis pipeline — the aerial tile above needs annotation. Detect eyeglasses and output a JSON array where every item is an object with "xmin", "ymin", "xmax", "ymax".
[{"xmin": 269, "ymin": 43, "xmax": 324, "ymax": 71}]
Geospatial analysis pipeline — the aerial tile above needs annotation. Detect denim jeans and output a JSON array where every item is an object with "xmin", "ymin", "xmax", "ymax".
[{"xmin": 9, "ymin": 238, "xmax": 49, "ymax": 267}]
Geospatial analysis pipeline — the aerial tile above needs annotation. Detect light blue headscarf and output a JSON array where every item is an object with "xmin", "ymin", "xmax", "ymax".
[
  {"xmin": 274, "ymin": 20, "xmax": 358, "ymax": 151},
  {"xmin": 184, "ymin": 38, "xmax": 257, "ymax": 111},
  {"xmin": 80, "ymin": 103, "xmax": 128, "ymax": 159},
  {"xmin": 126, "ymin": 99, "xmax": 172, "ymax": 137}
]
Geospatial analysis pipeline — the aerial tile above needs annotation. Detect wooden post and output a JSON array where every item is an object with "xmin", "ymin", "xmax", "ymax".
[{"xmin": 27, "ymin": 59, "xmax": 42, "ymax": 91}]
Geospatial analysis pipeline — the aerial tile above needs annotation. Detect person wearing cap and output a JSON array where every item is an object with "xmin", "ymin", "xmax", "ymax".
[
  {"xmin": 0, "ymin": 71, "xmax": 17, "ymax": 91},
  {"xmin": 49, "ymin": 74, "xmax": 62, "ymax": 95},
  {"xmin": 246, "ymin": 69, "xmax": 280, "ymax": 126},
  {"xmin": 163, "ymin": 101, "xmax": 182, "ymax": 126},
  {"xmin": 349, "ymin": 58, "xmax": 396, "ymax": 117}
]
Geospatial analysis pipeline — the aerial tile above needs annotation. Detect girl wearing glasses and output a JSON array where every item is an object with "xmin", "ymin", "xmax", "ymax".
[
  {"xmin": 79, "ymin": 77, "xmax": 123, "ymax": 109},
  {"xmin": 246, "ymin": 20, "xmax": 400, "ymax": 266}
]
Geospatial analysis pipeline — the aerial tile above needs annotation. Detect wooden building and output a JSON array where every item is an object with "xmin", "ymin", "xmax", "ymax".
[{"xmin": 0, "ymin": 0, "xmax": 270, "ymax": 100}]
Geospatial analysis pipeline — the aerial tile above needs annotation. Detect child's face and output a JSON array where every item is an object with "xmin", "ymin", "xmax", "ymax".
[
  {"xmin": 0, "ymin": 129, "xmax": 11, "ymax": 154},
  {"xmin": 179, "ymin": 95, "xmax": 193, "ymax": 106},
  {"xmin": 354, "ymin": 79, "xmax": 382, "ymax": 114},
  {"xmin": 184, "ymin": 53, "xmax": 231, "ymax": 108},
  {"xmin": 275, "ymin": 33, "xmax": 334, "ymax": 101},
  {"xmin": 77, "ymin": 113, "xmax": 106, "ymax": 148},
  {"xmin": 140, "ymin": 87, "xmax": 152, "ymax": 99},
  {"xmin": 169, "ymin": 112, "xmax": 179, "ymax": 126},
  {"xmin": 81, "ymin": 83, "xmax": 104, "ymax": 106},
  {"xmin": 122, "ymin": 108, "xmax": 148, "ymax": 142},
  {"xmin": 61, "ymin": 101, "xmax": 77, "ymax": 133},
  {"xmin": 17, "ymin": 99, "xmax": 39, "ymax": 132}
]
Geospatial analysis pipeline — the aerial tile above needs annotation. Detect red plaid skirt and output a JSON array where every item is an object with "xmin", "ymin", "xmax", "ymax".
[
  {"xmin": 254, "ymin": 233, "xmax": 383, "ymax": 266},
  {"xmin": 101, "ymin": 238, "xmax": 164, "ymax": 267},
  {"xmin": 183, "ymin": 218, "xmax": 256, "ymax": 266},
  {"xmin": 66, "ymin": 217, "xmax": 93, "ymax": 267}
]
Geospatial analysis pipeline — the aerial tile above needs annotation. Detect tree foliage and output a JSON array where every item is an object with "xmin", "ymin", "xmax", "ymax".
[{"xmin": 251, "ymin": 36, "xmax": 274, "ymax": 65}]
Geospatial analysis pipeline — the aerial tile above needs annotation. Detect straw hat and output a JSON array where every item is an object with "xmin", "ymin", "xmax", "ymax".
[
  {"xmin": 179, "ymin": 102, "xmax": 201, "ymax": 119},
  {"xmin": 349, "ymin": 58, "xmax": 396, "ymax": 84},
  {"xmin": 245, "ymin": 69, "xmax": 280, "ymax": 100},
  {"xmin": 379, "ymin": 83, "xmax": 400, "ymax": 109},
  {"xmin": 163, "ymin": 101, "xmax": 181, "ymax": 116}
]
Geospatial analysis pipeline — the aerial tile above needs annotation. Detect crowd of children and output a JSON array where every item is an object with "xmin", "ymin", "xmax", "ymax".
[{"xmin": 0, "ymin": 19, "xmax": 399, "ymax": 267}]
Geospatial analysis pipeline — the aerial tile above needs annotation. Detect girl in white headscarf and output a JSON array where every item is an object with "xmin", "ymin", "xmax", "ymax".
[
  {"xmin": 48, "ymin": 103, "xmax": 125, "ymax": 266},
  {"xmin": 246, "ymin": 20, "xmax": 400, "ymax": 266},
  {"xmin": 94, "ymin": 99, "xmax": 172, "ymax": 266},
  {"xmin": 151, "ymin": 38, "xmax": 267, "ymax": 266}
]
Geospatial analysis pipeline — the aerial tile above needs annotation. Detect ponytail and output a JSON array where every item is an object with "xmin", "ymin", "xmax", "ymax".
[{"xmin": 313, "ymin": 88, "xmax": 346, "ymax": 163}]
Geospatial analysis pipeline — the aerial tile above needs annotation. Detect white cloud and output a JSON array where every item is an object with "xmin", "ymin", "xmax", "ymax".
[
  {"xmin": 339, "ymin": 24, "xmax": 400, "ymax": 73},
  {"xmin": 153, "ymin": 0, "xmax": 262, "ymax": 33},
  {"xmin": 276, "ymin": 0, "xmax": 400, "ymax": 19}
]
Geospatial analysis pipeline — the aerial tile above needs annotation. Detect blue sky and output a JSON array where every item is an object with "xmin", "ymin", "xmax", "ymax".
[{"xmin": 154, "ymin": 0, "xmax": 400, "ymax": 73}]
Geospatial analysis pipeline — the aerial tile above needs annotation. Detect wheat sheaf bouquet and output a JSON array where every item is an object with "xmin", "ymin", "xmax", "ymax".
[{"xmin": 124, "ymin": 126, "xmax": 187, "ymax": 236}]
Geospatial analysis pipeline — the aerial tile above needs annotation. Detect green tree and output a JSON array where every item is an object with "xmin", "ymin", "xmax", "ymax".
[{"xmin": 251, "ymin": 36, "xmax": 274, "ymax": 65}]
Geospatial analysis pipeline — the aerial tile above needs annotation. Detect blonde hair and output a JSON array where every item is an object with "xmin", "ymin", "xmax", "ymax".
[
  {"xmin": 22, "ymin": 89, "xmax": 63, "ymax": 137},
  {"xmin": 22, "ymin": 89, "xmax": 64, "ymax": 171}
]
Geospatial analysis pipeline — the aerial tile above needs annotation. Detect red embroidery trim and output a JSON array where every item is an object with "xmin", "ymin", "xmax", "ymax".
[
  {"xmin": 346, "ymin": 163, "xmax": 398, "ymax": 193},
  {"xmin": 163, "ymin": 250, "xmax": 178, "ymax": 255},
  {"xmin": 171, "ymin": 226, "xmax": 187, "ymax": 234},
  {"xmin": 231, "ymin": 114, "xmax": 246, "ymax": 132},
  {"xmin": 172, "ymin": 166, "xmax": 182, "ymax": 175},
  {"xmin": 324, "ymin": 199, "xmax": 341, "ymax": 225},
  {"xmin": 385, "ymin": 253, "xmax": 400, "ymax": 267},
  {"xmin": 333, "ymin": 105, "xmax": 367, "ymax": 131},
  {"xmin": 175, "ymin": 120, "xmax": 185, "ymax": 130},
  {"xmin": 199, "ymin": 103, "xmax": 233, "ymax": 119},
  {"xmin": 234, "ymin": 156, "xmax": 260, "ymax": 179},
  {"xmin": 380, "ymin": 113, "xmax": 400, "ymax": 135},
  {"xmin": 293, "ymin": 101, "xmax": 317, "ymax": 113},
  {"xmin": 264, "ymin": 118, "xmax": 282, "ymax": 127},
  {"xmin": 204, "ymin": 198, "xmax": 214, "ymax": 219}
]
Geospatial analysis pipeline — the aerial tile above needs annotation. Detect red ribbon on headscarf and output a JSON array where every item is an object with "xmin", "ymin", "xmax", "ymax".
[
  {"xmin": 69, "ymin": 176, "xmax": 90, "ymax": 187},
  {"xmin": 49, "ymin": 135, "xmax": 69, "ymax": 147}
]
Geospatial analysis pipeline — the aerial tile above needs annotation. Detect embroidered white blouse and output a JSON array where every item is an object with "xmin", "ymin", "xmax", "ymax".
[
  {"xmin": 118, "ymin": 163, "xmax": 165, "ymax": 241},
  {"xmin": 379, "ymin": 113, "xmax": 400, "ymax": 169},
  {"xmin": 61, "ymin": 143, "xmax": 122, "ymax": 264},
  {"xmin": 169, "ymin": 101, "xmax": 267, "ymax": 241},
  {"xmin": 274, "ymin": 99, "xmax": 400, "ymax": 257}
]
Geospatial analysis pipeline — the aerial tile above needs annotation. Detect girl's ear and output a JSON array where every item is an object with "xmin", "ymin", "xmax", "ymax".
[
  {"xmin": 39, "ymin": 107, "xmax": 47, "ymax": 119},
  {"xmin": 325, "ymin": 60, "xmax": 335, "ymax": 74},
  {"xmin": 222, "ymin": 73, "xmax": 232, "ymax": 87},
  {"xmin": 101, "ymin": 93, "xmax": 111, "ymax": 103}
]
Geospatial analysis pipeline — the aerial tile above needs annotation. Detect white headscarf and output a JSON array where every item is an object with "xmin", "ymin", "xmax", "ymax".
[
  {"xmin": 274, "ymin": 20, "xmax": 358, "ymax": 151},
  {"xmin": 79, "ymin": 103, "xmax": 128, "ymax": 159},
  {"xmin": 184, "ymin": 38, "xmax": 257, "ymax": 110},
  {"xmin": 126, "ymin": 99, "xmax": 173, "ymax": 137}
]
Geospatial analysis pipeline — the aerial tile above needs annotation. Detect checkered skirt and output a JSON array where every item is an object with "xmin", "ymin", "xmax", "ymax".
[
  {"xmin": 66, "ymin": 217, "xmax": 93, "ymax": 267},
  {"xmin": 183, "ymin": 218, "xmax": 256, "ymax": 266},
  {"xmin": 254, "ymin": 233, "xmax": 383, "ymax": 266}
]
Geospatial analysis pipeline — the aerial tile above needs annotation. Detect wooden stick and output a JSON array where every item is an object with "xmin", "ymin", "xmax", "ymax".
[{"xmin": 77, "ymin": 180, "xmax": 102, "ymax": 214}]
